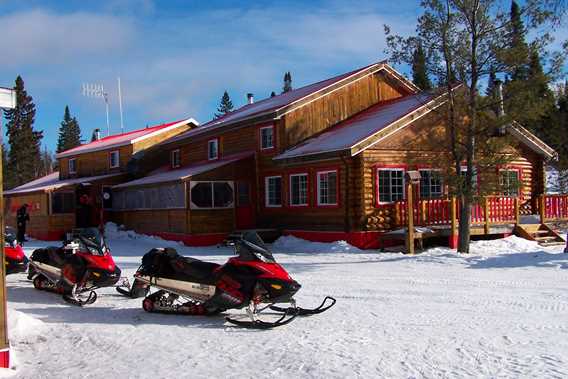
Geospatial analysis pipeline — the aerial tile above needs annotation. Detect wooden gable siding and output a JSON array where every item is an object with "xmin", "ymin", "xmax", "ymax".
[
  {"xmin": 132, "ymin": 123, "xmax": 193, "ymax": 153},
  {"xmin": 282, "ymin": 72, "xmax": 405, "ymax": 149},
  {"xmin": 111, "ymin": 210, "xmax": 188, "ymax": 235},
  {"xmin": 59, "ymin": 145, "xmax": 133, "ymax": 179}
]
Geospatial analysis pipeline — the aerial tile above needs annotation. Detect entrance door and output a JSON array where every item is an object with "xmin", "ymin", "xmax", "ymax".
[{"xmin": 235, "ymin": 181, "xmax": 255, "ymax": 229}]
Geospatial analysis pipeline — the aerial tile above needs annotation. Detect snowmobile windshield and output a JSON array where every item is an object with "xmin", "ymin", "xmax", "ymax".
[
  {"xmin": 238, "ymin": 232, "xmax": 276, "ymax": 263},
  {"xmin": 74, "ymin": 228, "xmax": 107, "ymax": 256}
]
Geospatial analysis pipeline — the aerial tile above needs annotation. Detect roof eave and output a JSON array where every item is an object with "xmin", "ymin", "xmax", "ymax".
[{"xmin": 508, "ymin": 122, "xmax": 558, "ymax": 160}]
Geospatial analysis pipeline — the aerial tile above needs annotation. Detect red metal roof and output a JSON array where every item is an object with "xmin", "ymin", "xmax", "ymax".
[{"xmin": 56, "ymin": 118, "xmax": 197, "ymax": 158}]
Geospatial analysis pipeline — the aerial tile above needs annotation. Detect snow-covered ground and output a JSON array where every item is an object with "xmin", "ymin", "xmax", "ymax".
[{"xmin": 3, "ymin": 228, "xmax": 568, "ymax": 378}]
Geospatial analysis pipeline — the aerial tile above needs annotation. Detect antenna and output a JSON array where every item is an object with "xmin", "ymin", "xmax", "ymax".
[
  {"xmin": 117, "ymin": 77, "xmax": 124, "ymax": 134},
  {"xmin": 82, "ymin": 83, "xmax": 110, "ymax": 136}
]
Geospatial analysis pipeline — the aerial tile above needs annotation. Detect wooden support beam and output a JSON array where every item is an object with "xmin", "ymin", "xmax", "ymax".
[
  {"xmin": 484, "ymin": 197, "xmax": 490, "ymax": 235},
  {"xmin": 449, "ymin": 196, "xmax": 458, "ymax": 249},
  {"xmin": 405, "ymin": 182, "xmax": 415, "ymax": 255},
  {"xmin": 539, "ymin": 194, "xmax": 546, "ymax": 224},
  {"xmin": 514, "ymin": 197, "xmax": 520, "ymax": 226}
]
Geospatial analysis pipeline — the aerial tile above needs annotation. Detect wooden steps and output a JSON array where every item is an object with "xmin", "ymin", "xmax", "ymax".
[{"xmin": 514, "ymin": 223, "xmax": 566, "ymax": 247}]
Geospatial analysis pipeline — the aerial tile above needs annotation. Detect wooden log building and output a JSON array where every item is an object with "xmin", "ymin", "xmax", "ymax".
[{"xmin": 4, "ymin": 62, "xmax": 567, "ymax": 249}]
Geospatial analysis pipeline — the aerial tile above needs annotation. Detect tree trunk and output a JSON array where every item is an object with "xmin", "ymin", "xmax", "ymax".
[{"xmin": 457, "ymin": 196, "xmax": 472, "ymax": 253}]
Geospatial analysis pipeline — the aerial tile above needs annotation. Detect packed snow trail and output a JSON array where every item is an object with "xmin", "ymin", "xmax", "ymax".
[{"xmin": 4, "ymin": 231, "xmax": 568, "ymax": 378}]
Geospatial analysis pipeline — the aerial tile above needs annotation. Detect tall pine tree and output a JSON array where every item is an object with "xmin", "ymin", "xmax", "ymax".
[
  {"xmin": 411, "ymin": 43, "xmax": 432, "ymax": 90},
  {"xmin": 2, "ymin": 76, "xmax": 43, "ymax": 189},
  {"xmin": 56, "ymin": 105, "xmax": 82, "ymax": 153},
  {"xmin": 509, "ymin": 1, "xmax": 530, "ymax": 82},
  {"xmin": 282, "ymin": 72, "xmax": 292, "ymax": 93},
  {"xmin": 214, "ymin": 91, "xmax": 234, "ymax": 118}
]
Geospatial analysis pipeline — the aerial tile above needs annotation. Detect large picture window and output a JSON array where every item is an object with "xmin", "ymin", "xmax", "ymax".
[
  {"xmin": 419, "ymin": 170, "xmax": 443, "ymax": 198},
  {"xmin": 51, "ymin": 192, "xmax": 75, "ymax": 214},
  {"xmin": 500, "ymin": 169, "xmax": 520, "ymax": 197},
  {"xmin": 265, "ymin": 176, "xmax": 282, "ymax": 207},
  {"xmin": 377, "ymin": 168, "xmax": 405, "ymax": 203},
  {"xmin": 190, "ymin": 181, "xmax": 234, "ymax": 209},
  {"xmin": 317, "ymin": 170, "xmax": 338, "ymax": 206},
  {"xmin": 290, "ymin": 173, "xmax": 308, "ymax": 206}
]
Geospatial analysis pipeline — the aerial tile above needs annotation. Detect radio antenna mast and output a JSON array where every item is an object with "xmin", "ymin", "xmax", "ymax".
[
  {"xmin": 117, "ymin": 77, "xmax": 124, "ymax": 134},
  {"xmin": 82, "ymin": 83, "xmax": 110, "ymax": 136}
]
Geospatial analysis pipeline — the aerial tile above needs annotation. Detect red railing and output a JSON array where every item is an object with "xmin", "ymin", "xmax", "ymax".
[
  {"xmin": 395, "ymin": 198, "xmax": 452, "ymax": 227},
  {"xmin": 487, "ymin": 196, "xmax": 517, "ymax": 224},
  {"xmin": 543, "ymin": 194, "xmax": 568, "ymax": 220}
]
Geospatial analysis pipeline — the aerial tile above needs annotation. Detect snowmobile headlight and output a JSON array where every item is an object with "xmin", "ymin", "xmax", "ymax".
[
  {"xmin": 270, "ymin": 284, "xmax": 283, "ymax": 290},
  {"xmin": 92, "ymin": 272, "xmax": 101, "ymax": 278}
]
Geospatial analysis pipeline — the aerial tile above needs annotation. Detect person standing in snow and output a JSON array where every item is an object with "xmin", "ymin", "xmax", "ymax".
[{"xmin": 16, "ymin": 203, "xmax": 30, "ymax": 245}]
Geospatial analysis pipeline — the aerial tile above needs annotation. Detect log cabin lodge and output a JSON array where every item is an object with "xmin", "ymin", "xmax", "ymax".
[{"xmin": 4, "ymin": 61, "xmax": 567, "ymax": 249}]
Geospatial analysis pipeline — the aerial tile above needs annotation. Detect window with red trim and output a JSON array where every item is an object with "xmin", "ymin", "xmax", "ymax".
[
  {"xmin": 289, "ymin": 173, "xmax": 308, "ymax": 206},
  {"xmin": 377, "ymin": 168, "xmax": 405, "ymax": 203},
  {"xmin": 419, "ymin": 169, "xmax": 443, "ymax": 198},
  {"xmin": 317, "ymin": 170, "xmax": 338, "ymax": 206}
]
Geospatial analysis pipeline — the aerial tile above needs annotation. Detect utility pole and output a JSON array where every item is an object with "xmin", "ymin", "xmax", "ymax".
[
  {"xmin": 117, "ymin": 77, "xmax": 124, "ymax": 134},
  {"xmin": 82, "ymin": 83, "xmax": 111, "ymax": 136}
]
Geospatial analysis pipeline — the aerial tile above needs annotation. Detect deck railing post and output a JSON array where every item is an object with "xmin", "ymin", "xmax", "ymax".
[
  {"xmin": 514, "ymin": 197, "xmax": 520, "ymax": 226},
  {"xmin": 539, "ymin": 194, "xmax": 546, "ymax": 224},
  {"xmin": 405, "ymin": 182, "xmax": 415, "ymax": 255},
  {"xmin": 484, "ymin": 197, "xmax": 490, "ymax": 235},
  {"xmin": 449, "ymin": 196, "xmax": 458, "ymax": 249}
]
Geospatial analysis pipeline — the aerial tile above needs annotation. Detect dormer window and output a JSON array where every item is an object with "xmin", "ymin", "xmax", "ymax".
[
  {"xmin": 109, "ymin": 150, "xmax": 120, "ymax": 169},
  {"xmin": 171, "ymin": 149, "xmax": 181, "ymax": 168},
  {"xmin": 68, "ymin": 158, "xmax": 77, "ymax": 174},
  {"xmin": 208, "ymin": 138, "xmax": 219, "ymax": 160}
]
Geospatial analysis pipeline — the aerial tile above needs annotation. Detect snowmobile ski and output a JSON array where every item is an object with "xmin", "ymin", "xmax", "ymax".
[
  {"xmin": 225, "ymin": 307, "xmax": 298, "ymax": 329},
  {"xmin": 62, "ymin": 289, "xmax": 98, "ymax": 306},
  {"xmin": 269, "ymin": 296, "xmax": 336, "ymax": 316}
]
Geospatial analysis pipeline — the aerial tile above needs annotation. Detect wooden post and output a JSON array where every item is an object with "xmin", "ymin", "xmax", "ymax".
[
  {"xmin": 514, "ymin": 197, "xmax": 520, "ymax": 226},
  {"xmin": 421, "ymin": 200, "xmax": 427, "ymax": 225},
  {"xmin": 405, "ymin": 182, "xmax": 415, "ymax": 255},
  {"xmin": 449, "ymin": 196, "xmax": 458, "ymax": 249},
  {"xmin": 539, "ymin": 194, "xmax": 546, "ymax": 224},
  {"xmin": 484, "ymin": 197, "xmax": 490, "ymax": 235}
]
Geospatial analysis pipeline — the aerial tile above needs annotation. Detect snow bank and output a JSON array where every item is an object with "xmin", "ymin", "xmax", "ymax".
[
  {"xmin": 104, "ymin": 222, "xmax": 167, "ymax": 242},
  {"xmin": 271, "ymin": 235, "xmax": 364, "ymax": 254}
]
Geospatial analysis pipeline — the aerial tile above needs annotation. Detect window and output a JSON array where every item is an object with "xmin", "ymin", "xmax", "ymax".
[
  {"xmin": 265, "ymin": 176, "xmax": 282, "ymax": 207},
  {"xmin": 171, "ymin": 149, "xmax": 181, "ymax": 168},
  {"xmin": 112, "ymin": 184, "xmax": 185, "ymax": 210},
  {"xmin": 260, "ymin": 126, "xmax": 274, "ymax": 150},
  {"xmin": 68, "ymin": 158, "xmax": 77, "ymax": 174},
  {"xmin": 419, "ymin": 170, "xmax": 443, "ymax": 198},
  {"xmin": 500, "ymin": 169, "xmax": 520, "ymax": 197},
  {"xmin": 377, "ymin": 168, "xmax": 405, "ymax": 203},
  {"xmin": 51, "ymin": 192, "xmax": 75, "ymax": 214},
  {"xmin": 317, "ymin": 170, "xmax": 338, "ymax": 206},
  {"xmin": 190, "ymin": 181, "xmax": 234, "ymax": 209},
  {"xmin": 109, "ymin": 150, "xmax": 120, "ymax": 168},
  {"xmin": 290, "ymin": 173, "xmax": 308, "ymax": 206},
  {"xmin": 208, "ymin": 139, "xmax": 219, "ymax": 160}
]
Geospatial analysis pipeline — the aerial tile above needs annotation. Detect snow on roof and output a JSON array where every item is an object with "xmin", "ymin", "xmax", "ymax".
[
  {"xmin": 4, "ymin": 172, "xmax": 122, "ymax": 195},
  {"xmin": 56, "ymin": 118, "xmax": 198, "ymax": 159},
  {"xmin": 274, "ymin": 92, "xmax": 438, "ymax": 160},
  {"xmin": 162, "ymin": 62, "xmax": 417, "ymax": 146},
  {"xmin": 113, "ymin": 152, "xmax": 254, "ymax": 189}
]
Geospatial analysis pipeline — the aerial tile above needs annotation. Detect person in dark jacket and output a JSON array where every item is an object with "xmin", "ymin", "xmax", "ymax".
[
  {"xmin": 76, "ymin": 194, "xmax": 93, "ymax": 228},
  {"xmin": 16, "ymin": 204, "xmax": 30, "ymax": 245}
]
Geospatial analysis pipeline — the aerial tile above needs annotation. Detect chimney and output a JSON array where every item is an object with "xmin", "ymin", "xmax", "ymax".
[
  {"xmin": 91, "ymin": 128, "xmax": 101, "ymax": 142},
  {"xmin": 247, "ymin": 93, "xmax": 254, "ymax": 104}
]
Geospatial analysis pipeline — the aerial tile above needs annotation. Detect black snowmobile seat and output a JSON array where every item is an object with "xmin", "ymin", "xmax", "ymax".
[
  {"xmin": 140, "ymin": 248, "xmax": 220, "ymax": 285},
  {"xmin": 172, "ymin": 257, "xmax": 220, "ymax": 285}
]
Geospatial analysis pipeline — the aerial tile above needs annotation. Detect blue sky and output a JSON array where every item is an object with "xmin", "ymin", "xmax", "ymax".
[{"xmin": 0, "ymin": 0, "xmax": 565, "ymax": 152}]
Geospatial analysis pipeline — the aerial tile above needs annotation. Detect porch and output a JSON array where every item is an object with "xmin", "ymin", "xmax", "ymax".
[{"xmin": 378, "ymin": 194, "xmax": 568, "ymax": 252}]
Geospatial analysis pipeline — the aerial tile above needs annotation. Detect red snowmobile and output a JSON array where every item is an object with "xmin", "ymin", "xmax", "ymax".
[
  {"xmin": 28, "ymin": 228, "xmax": 130, "ymax": 306},
  {"xmin": 119, "ymin": 232, "xmax": 335, "ymax": 328},
  {"xmin": 4, "ymin": 226, "xmax": 29, "ymax": 274}
]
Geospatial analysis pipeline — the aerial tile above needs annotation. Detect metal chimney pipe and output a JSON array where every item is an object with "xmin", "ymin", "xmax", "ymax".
[
  {"xmin": 247, "ymin": 93, "xmax": 254, "ymax": 104},
  {"xmin": 495, "ymin": 79, "xmax": 505, "ymax": 117}
]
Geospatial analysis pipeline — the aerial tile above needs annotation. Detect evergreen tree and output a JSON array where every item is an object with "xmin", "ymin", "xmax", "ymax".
[
  {"xmin": 1, "ymin": 144, "xmax": 8, "ymax": 191},
  {"xmin": 282, "ymin": 72, "xmax": 292, "ymax": 93},
  {"xmin": 214, "ymin": 91, "xmax": 234, "ymax": 118},
  {"xmin": 56, "ymin": 106, "xmax": 82, "ymax": 153},
  {"xmin": 486, "ymin": 66, "xmax": 501, "ymax": 116},
  {"xmin": 411, "ymin": 43, "xmax": 432, "ymax": 90},
  {"xmin": 2, "ymin": 76, "xmax": 43, "ymax": 189},
  {"xmin": 509, "ymin": 1, "xmax": 530, "ymax": 82},
  {"xmin": 37, "ymin": 147, "xmax": 54, "ymax": 177}
]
